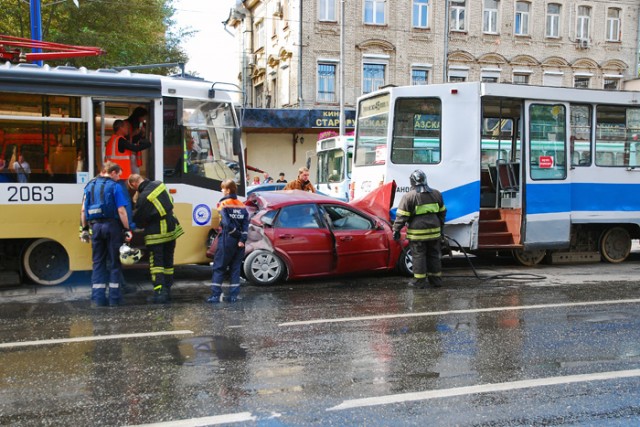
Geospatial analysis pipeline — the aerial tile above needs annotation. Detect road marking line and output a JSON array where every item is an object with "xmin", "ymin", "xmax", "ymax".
[
  {"xmin": 328, "ymin": 369, "xmax": 640, "ymax": 411},
  {"xmin": 280, "ymin": 298, "xmax": 640, "ymax": 327},
  {"xmin": 125, "ymin": 412, "xmax": 256, "ymax": 426},
  {"xmin": 0, "ymin": 330, "xmax": 194, "ymax": 349}
]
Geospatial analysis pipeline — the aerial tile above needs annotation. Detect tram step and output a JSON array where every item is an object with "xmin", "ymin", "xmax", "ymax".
[
  {"xmin": 478, "ymin": 231, "xmax": 514, "ymax": 246},
  {"xmin": 478, "ymin": 219, "xmax": 508, "ymax": 233},
  {"xmin": 549, "ymin": 251, "xmax": 601, "ymax": 264},
  {"xmin": 480, "ymin": 209, "xmax": 501, "ymax": 220}
]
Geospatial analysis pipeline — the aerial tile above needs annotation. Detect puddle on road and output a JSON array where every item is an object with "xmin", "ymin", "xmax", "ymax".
[{"xmin": 178, "ymin": 335, "xmax": 247, "ymax": 366}]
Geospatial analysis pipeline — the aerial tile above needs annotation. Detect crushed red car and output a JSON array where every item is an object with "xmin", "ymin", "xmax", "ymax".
[{"xmin": 242, "ymin": 181, "xmax": 411, "ymax": 285}]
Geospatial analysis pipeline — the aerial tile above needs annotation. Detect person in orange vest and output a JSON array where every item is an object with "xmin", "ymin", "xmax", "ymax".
[
  {"xmin": 105, "ymin": 119, "xmax": 149, "ymax": 230},
  {"xmin": 105, "ymin": 119, "xmax": 151, "ymax": 180}
]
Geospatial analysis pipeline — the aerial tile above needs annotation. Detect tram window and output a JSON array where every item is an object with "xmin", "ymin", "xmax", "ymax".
[
  {"xmin": 529, "ymin": 104, "xmax": 567, "ymax": 180},
  {"xmin": 570, "ymin": 104, "xmax": 592, "ymax": 167},
  {"xmin": 595, "ymin": 105, "xmax": 640, "ymax": 167},
  {"xmin": 180, "ymin": 99, "xmax": 241, "ymax": 185},
  {"xmin": 0, "ymin": 92, "xmax": 86, "ymax": 184},
  {"xmin": 391, "ymin": 98, "xmax": 441, "ymax": 164}
]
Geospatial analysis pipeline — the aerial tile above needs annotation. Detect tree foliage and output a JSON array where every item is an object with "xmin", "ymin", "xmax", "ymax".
[{"xmin": 0, "ymin": 0, "xmax": 192, "ymax": 75}]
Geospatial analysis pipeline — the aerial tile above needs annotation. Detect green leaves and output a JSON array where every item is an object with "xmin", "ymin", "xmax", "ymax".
[{"xmin": 0, "ymin": 0, "xmax": 189, "ymax": 75}]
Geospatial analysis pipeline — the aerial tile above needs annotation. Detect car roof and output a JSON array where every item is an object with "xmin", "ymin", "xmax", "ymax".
[{"xmin": 246, "ymin": 189, "xmax": 349, "ymax": 210}]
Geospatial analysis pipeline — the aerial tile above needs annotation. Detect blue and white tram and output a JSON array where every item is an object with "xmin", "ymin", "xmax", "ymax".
[{"xmin": 351, "ymin": 82, "xmax": 640, "ymax": 265}]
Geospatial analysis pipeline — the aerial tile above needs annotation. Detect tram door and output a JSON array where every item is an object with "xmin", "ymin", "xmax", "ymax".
[
  {"xmin": 93, "ymin": 101, "xmax": 154, "ymax": 178},
  {"xmin": 523, "ymin": 101, "xmax": 571, "ymax": 249}
]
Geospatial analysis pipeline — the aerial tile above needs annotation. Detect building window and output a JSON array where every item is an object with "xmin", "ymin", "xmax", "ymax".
[
  {"xmin": 363, "ymin": 63, "xmax": 385, "ymax": 94},
  {"xmin": 319, "ymin": 0, "xmax": 336, "ymax": 21},
  {"xmin": 413, "ymin": 0, "xmax": 429, "ymax": 28},
  {"xmin": 546, "ymin": 4, "xmax": 560, "ymax": 38},
  {"xmin": 481, "ymin": 69, "xmax": 500, "ymax": 83},
  {"xmin": 255, "ymin": 20, "xmax": 265, "ymax": 49},
  {"xmin": 604, "ymin": 78, "xmax": 620, "ymax": 91},
  {"xmin": 606, "ymin": 8, "xmax": 621, "ymax": 42},
  {"xmin": 448, "ymin": 67, "xmax": 468, "ymax": 82},
  {"xmin": 514, "ymin": 2, "xmax": 530, "ymax": 36},
  {"xmin": 450, "ymin": 0, "xmax": 466, "ymax": 32},
  {"xmin": 317, "ymin": 63, "xmax": 337, "ymax": 102},
  {"xmin": 576, "ymin": 6, "xmax": 590, "ymax": 40},
  {"xmin": 574, "ymin": 76, "xmax": 590, "ymax": 89},
  {"xmin": 364, "ymin": 0, "xmax": 385, "ymax": 25},
  {"xmin": 483, "ymin": 0, "xmax": 498, "ymax": 34},
  {"xmin": 411, "ymin": 69, "xmax": 429, "ymax": 85},
  {"xmin": 513, "ymin": 74, "xmax": 529, "ymax": 85},
  {"xmin": 255, "ymin": 83, "xmax": 264, "ymax": 108}
]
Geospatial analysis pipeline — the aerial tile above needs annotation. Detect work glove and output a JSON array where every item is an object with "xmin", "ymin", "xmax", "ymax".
[
  {"xmin": 393, "ymin": 230, "xmax": 401, "ymax": 241},
  {"xmin": 79, "ymin": 226, "xmax": 90, "ymax": 243},
  {"xmin": 123, "ymin": 229, "xmax": 133, "ymax": 243}
]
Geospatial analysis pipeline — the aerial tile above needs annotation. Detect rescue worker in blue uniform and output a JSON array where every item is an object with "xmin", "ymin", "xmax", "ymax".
[
  {"xmin": 393, "ymin": 169, "xmax": 447, "ymax": 288},
  {"xmin": 127, "ymin": 173, "xmax": 184, "ymax": 304},
  {"xmin": 80, "ymin": 163, "xmax": 132, "ymax": 307},
  {"xmin": 208, "ymin": 179, "xmax": 249, "ymax": 303}
]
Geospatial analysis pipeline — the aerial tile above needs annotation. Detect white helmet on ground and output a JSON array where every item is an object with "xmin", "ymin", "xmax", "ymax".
[{"xmin": 119, "ymin": 244, "xmax": 142, "ymax": 265}]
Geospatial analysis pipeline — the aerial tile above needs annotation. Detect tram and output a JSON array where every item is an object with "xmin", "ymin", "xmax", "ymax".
[
  {"xmin": 0, "ymin": 63, "xmax": 245, "ymax": 284},
  {"xmin": 351, "ymin": 82, "xmax": 640, "ymax": 265}
]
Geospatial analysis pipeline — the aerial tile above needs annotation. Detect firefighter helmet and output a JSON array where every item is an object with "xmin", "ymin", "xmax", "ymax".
[
  {"xmin": 409, "ymin": 169, "xmax": 431, "ymax": 193},
  {"xmin": 119, "ymin": 244, "xmax": 142, "ymax": 265}
]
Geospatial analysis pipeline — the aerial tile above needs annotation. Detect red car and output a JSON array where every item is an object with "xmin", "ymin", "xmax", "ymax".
[{"xmin": 242, "ymin": 182, "xmax": 412, "ymax": 285}]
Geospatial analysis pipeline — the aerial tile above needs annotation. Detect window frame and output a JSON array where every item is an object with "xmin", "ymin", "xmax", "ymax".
[
  {"xmin": 514, "ymin": 1, "xmax": 530, "ymax": 36},
  {"xmin": 362, "ymin": 62, "xmax": 386, "ymax": 94},
  {"xmin": 317, "ymin": 62, "xmax": 337, "ymax": 103},
  {"xmin": 390, "ymin": 97, "xmax": 442, "ymax": 165},
  {"xmin": 364, "ymin": 0, "xmax": 386, "ymax": 25},
  {"xmin": 576, "ymin": 6, "xmax": 590, "ymax": 40},
  {"xmin": 449, "ymin": 0, "xmax": 466, "ymax": 32},
  {"xmin": 545, "ymin": 3, "xmax": 561, "ymax": 38},
  {"xmin": 483, "ymin": 0, "xmax": 499, "ymax": 34},
  {"xmin": 412, "ymin": 0, "xmax": 429, "ymax": 29},
  {"xmin": 319, "ymin": 0, "xmax": 337, "ymax": 22},
  {"xmin": 606, "ymin": 8, "xmax": 621, "ymax": 42},
  {"xmin": 411, "ymin": 68, "xmax": 429, "ymax": 85}
]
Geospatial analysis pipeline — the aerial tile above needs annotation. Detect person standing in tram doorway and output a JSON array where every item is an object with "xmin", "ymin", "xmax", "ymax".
[
  {"xmin": 80, "ymin": 163, "xmax": 133, "ymax": 307},
  {"xmin": 104, "ymin": 119, "xmax": 151, "ymax": 229},
  {"xmin": 392, "ymin": 170, "xmax": 447, "ymax": 288},
  {"xmin": 125, "ymin": 107, "xmax": 150, "ymax": 174},
  {"xmin": 207, "ymin": 179, "xmax": 249, "ymax": 303},
  {"xmin": 127, "ymin": 173, "xmax": 184, "ymax": 304}
]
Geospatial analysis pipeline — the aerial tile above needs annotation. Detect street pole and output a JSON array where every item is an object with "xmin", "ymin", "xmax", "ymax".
[
  {"xmin": 339, "ymin": 0, "xmax": 345, "ymax": 136},
  {"xmin": 443, "ymin": 0, "xmax": 449, "ymax": 82},
  {"xmin": 29, "ymin": 0, "xmax": 43, "ymax": 65}
]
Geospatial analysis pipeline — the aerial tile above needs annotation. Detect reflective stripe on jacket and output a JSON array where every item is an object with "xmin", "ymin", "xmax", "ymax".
[
  {"xmin": 133, "ymin": 180, "xmax": 184, "ymax": 245},
  {"xmin": 393, "ymin": 189, "xmax": 446, "ymax": 241}
]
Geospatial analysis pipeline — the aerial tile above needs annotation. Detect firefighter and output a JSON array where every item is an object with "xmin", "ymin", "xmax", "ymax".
[
  {"xmin": 207, "ymin": 179, "xmax": 249, "ymax": 303},
  {"xmin": 80, "ymin": 163, "xmax": 132, "ymax": 307},
  {"xmin": 128, "ymin": 173, "xmax": 184, "ymax": 303},
  {"xmin": 392, "ymin": 169, "xmax": 447, "ymax": 288}
]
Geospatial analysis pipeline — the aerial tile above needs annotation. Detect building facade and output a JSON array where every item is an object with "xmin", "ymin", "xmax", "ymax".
[{"xmin": 228, "ymin": 0, "xmax": 640, "ymax": 182}]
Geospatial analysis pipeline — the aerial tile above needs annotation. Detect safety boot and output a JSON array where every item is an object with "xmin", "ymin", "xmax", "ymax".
[
  {"xmin": 152, "ymin": 286, "xmax": 171, "ymax": 304},
  {"xmin": 408, "ymin": 278, "xmax": 428, "ymax": 289}
]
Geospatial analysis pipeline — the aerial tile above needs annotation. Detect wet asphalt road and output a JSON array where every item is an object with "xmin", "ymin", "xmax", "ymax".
[{"xmin": 1, "ymin": 253, "xmax": 640, "ymax": 426}]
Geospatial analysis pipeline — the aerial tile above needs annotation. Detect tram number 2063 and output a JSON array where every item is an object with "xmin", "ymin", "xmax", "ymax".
[{"xmin": 7, "ymin": 185, "xmax": 54, "ymax": 202}]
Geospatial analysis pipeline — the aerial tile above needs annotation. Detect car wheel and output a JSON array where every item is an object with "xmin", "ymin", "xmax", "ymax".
[
  {"xmin": 397, "ymin": 246, "xmax": 413, "ymax": 276},
  {"xmin": 243, "ymin": 250, "xmax": 286, "ymax": 285}
]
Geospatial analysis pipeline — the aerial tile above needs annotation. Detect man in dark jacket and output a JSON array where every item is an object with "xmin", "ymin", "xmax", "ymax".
[
  {"xmin": 128, "ymin": 174, "xmax": 184, "ymax": 303},
  {"xmin": 392, "ymin": 170, "xmax": 447, "ymax": 288}
]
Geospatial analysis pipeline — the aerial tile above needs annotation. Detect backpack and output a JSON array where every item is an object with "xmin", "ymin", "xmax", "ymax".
[{"xmin": 84, "ymin": 177, "xmax": 117, "ymax": 221}]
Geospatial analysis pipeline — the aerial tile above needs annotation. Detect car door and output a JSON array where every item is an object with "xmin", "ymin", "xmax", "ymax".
[
  {"xmin": 321, "ymin": 204, "xmax": 390, "ymax": 274},
  {"xmin": 271, "ymin": 203, "xmax": 334, "ymax": 277}
]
